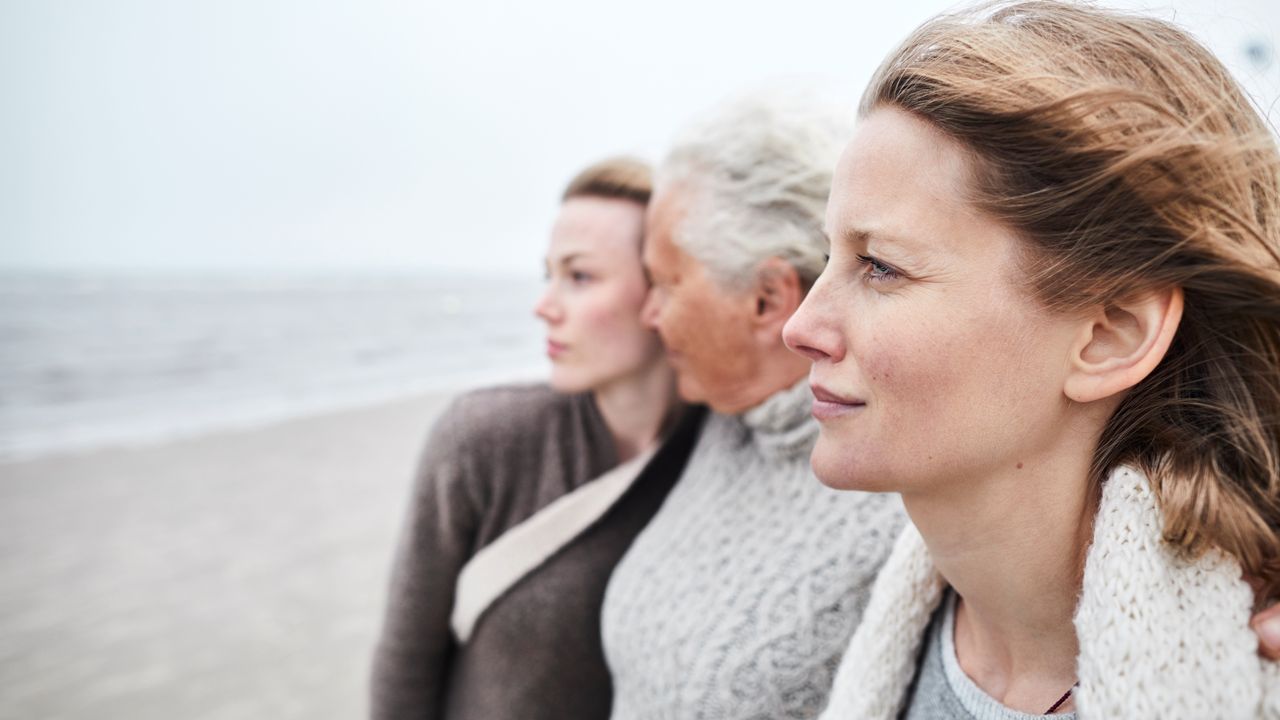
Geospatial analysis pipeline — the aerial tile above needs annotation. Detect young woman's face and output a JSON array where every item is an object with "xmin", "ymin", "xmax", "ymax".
[
  {"xmin": 783, "ymin": 107, "xmax": 1083, "ymax": 496},
  {"xmin": 535, "ymin": 196, "xmax": 665, "ymax": 394}
]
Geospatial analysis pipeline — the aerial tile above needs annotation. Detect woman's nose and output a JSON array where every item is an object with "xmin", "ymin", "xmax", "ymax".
[
  {"xmin": 534, "ymin": 286, "xmax": 562, "ymax": 324},
  {"xmin": 783, "ymin": 280, "xmax": 844, "ymax": 363},
  {"xmin": 640, "ymin": 288, "xmax": 662, "ymax": 330}
]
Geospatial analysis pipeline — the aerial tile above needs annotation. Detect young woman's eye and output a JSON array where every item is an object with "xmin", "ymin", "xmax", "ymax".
[
  {"xmin": 570, "ymin": 270, "xmax": 593, "ymax": 284},
  {"xmin": 855, "ymin": 254, "xmax": 900, "ymax": 282}
]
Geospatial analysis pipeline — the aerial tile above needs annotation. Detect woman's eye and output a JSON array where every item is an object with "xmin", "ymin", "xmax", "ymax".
[
  {"xmin": 570, "ymin": 270, "xmax": 592, "ymax": 284},
  {"xmin": 855, "ymin": 254, "xmax": 900, "ymax": 282}
]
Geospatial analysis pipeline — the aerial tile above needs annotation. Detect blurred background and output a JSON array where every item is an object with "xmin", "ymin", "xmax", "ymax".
[{"xmin": 1, "ymin": 0, "xmax": 1275, "ymax": 718}]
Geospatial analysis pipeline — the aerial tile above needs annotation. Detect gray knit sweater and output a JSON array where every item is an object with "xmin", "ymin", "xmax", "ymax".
[{"xmin": 601, "ymin": 380, "xmax": 906, "ymax": 719}]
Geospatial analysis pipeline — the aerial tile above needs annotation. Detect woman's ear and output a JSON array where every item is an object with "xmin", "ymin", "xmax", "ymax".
[
  {"xmin": 1064, "ymin": 286, "xmax": 1184, "ymax": 403},
  {"xmin": 750, "ymin": 257, "xmax": 804, "ymax": 339}
]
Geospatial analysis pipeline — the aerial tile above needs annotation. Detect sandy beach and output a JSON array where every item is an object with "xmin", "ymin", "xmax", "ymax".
[{"xmin": 0, "ymin": 391, "xmax": 455, "ymax": 720}]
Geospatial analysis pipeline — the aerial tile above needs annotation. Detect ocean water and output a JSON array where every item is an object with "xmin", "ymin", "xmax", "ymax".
[{"xmin": 0, "ymin": 271, "xmax": 547, "ymax": 461}]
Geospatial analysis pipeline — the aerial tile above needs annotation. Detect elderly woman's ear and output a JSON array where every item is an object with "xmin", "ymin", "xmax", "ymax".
[{"xmin": 750, "ymin": 257, "xmax": 804, "ymax": 334}]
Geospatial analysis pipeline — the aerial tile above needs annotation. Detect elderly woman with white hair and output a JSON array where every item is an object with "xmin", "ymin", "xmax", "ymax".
[{"xmin": 600, "ymin": 93, "xmax": 905, "ymax": 719}]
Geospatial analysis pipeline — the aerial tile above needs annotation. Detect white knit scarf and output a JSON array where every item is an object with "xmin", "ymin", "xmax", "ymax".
[{"xmin": 820, "ymin": 466, "xmax": 1280, "ymax": 719}]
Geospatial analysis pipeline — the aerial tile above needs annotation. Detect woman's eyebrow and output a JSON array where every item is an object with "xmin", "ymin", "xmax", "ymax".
[
  {"xmin": 550, "ymin": 252, "xmax": 587, "ymax": 268},
  {"xmin": 828, "ymin": 226, "xmax": 913, "ymax": 252}
]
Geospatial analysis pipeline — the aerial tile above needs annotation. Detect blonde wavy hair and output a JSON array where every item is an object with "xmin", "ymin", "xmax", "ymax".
[
  {"xmin": 864, "ymin": 0, "xmax": 1280, "ymax": 603},
  {"xmin": 561, "ymin": 156, "xmax": 652, "ymax": 206}
]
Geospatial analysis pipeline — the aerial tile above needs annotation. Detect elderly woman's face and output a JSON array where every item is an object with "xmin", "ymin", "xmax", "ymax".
[
  {"xmin": 534, "ymin": 196, "xmax": 665, "ymax": 394},
  {"xmin": 641, "ymin": 187, "xmax": 761, "ymax": 413},
  {"xmin": 783, "ymin": 107, "xmax": 1081, "ymax": 495}
]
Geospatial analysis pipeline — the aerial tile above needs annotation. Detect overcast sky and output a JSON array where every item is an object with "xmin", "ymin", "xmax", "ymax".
[{"xmin": 2, "ymin": 0, "xmax": 1276, "ymax": 276}]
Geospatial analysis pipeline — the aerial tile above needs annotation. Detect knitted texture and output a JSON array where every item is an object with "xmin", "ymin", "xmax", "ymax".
[
  {"xmin": 1074, "ymin": 467, "xmax": 1264, "ymax": 718},
  {"xmin": 1267, "ymin": 662, "xmax": 1280, "ymax": 719},
  {"xmin": 372, "ymin": 385, "xmax": 706, "ymax": 720},
  {"xmin": 820, "ymin": 466, "xmax": 1280, "ymax": 720},
  {"xmin": 820, "ymin": 524, "xmax": 944, "ymax": 720},
  {"xmin": 602, "ymin": 381, "xmax": 906, "ymax": 720}
]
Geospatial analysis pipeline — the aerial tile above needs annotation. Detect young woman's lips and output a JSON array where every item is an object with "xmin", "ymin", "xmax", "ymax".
[
  {"xmin": 546, "ymin": 340, "xmax": 568, "ymax": 358},
  {"xmin": 809, "ymin": 384, "xmax": 866, "ymax": 421}
]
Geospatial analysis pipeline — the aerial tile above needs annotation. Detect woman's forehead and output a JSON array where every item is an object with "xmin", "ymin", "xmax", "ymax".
[{"xmin": 829, "ymin": 109, "xmax": 1007, "ymax": 259}]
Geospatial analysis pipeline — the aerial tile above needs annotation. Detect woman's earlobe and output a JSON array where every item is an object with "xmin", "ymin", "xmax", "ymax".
[{"xmin": 1063, "ymin": 287, "xmax": 1184, "ymax": 403}]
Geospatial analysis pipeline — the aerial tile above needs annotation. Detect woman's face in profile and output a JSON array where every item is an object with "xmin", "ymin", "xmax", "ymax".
[
  {"xmin": 783, "ymin": 107, "xmax": 1082, "ymax": 496},
  {"xmin": 535, "ymin": 196, "xmax": 665, "ymax": 394}
]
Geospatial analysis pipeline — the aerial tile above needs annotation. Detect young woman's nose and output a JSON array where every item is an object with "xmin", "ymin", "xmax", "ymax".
[{"xmin": 534, "ymin": 286, "xmax": 563, "ymax": 324}]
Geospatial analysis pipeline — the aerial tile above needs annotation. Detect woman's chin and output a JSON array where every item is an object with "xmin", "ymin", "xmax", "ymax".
[
  {"xmin": 548, "ymin": 371, "xmax": 593, "ymax": 395},
  {"xmin": 809, "ymin": 440, "xmax": 893, "ymax": 493}
]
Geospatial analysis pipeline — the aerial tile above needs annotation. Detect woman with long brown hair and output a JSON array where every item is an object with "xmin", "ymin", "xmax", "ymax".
[{"xmin": 783, "ymin": 2, "xmax": 1280, "ymax": 716}]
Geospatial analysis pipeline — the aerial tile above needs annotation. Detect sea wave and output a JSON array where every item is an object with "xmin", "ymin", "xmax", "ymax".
[{"xmin": 0, "ymin": 271, "xmax": 548, "ymax": 461}]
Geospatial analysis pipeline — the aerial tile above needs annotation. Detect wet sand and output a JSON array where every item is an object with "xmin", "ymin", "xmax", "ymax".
[{"xmin": 0, "ymin": 392, "xmax": 453, "ymax": 720}]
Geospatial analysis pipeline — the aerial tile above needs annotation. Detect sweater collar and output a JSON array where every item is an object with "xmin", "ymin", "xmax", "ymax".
[
  {"xmin": 819, "ymin": 465, "xmax": 1279, "ymax": 719},
  {"xmin": 738, "ymin": 379, "xmax": 817, "ymax": 458}
]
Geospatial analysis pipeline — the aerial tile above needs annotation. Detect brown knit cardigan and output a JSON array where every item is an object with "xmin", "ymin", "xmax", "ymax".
[{"xmin": 370, "ymin": 382, "xmax": 704, "ymax": 720}]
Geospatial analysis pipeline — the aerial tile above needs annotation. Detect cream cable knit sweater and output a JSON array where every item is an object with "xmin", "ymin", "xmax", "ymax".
[
  {"xmin": 820, "ymin": 466, "xmax": 1280, "ymax": 720},
  {"xmin": 602, "ymin": 381, "xmax": 906, "ymax": 719}
]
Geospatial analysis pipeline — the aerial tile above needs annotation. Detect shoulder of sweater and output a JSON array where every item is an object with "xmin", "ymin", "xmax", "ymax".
[
  {"xmin": 414, "ymin": 383, "xmax": 602, "ymax": 489},
  {"xmin": 412, "ymin": 383, "xmax": 597, "ymax": 508},
  {"xmin": 432, "ymin": 382, "xmax": 589, "ymax": 452}
]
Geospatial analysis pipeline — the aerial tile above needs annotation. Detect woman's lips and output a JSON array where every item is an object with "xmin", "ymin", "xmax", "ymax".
[
  {"xmin": 547, "ymin": 340, "xmax": 568, "ymax": 358},
  {"xmin": 809, "ymin": 383, "xmax": 866, "ymax": 420}
]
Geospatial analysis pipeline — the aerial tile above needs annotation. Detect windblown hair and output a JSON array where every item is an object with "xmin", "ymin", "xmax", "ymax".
[
  {"xmin": 660, "ymin": 91, "xmax": 852, "ymax": 290},
  {"xmin": 865, "ymin": 0, "xmax": 1280, "ymax": 602},
  {"xmin": 562, "ymin": 156, "xmax": 652, "ymax": 206},
  {"xmin": 565, "ymin": 155, "xmax": 655, "ymax": 204}
]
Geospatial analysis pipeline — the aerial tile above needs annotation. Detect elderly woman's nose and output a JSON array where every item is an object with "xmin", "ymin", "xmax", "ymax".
[{"xmin": 639, "ymin": 289, "xmax": 662, "ymax": 330}]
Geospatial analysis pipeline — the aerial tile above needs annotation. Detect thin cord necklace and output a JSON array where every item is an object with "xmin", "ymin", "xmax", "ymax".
[{"xmin": 1044, "ymin": 683, "xmax": 1078, "ymax": 714}]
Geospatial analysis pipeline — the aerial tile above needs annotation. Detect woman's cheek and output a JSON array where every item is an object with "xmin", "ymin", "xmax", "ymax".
[
  {"xmin": 591, "ymin": 292, "xmax": 647, "ymax": 354},
  {"xmin": 857, "ymin": 320, "xmax": 931, "ymax": 387},
  {"xmin": 862, "ymin": 321, "xmax": 958, "ymax": 419},
  {"xmin": 577, "ymin": 285, "xmax": 619, "ymax": 333},
  {"xmin": 596, "ymin": 280, "xmax": 643, "ymax": 319}
]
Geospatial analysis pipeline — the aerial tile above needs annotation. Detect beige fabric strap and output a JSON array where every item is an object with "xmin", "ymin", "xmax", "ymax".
[{"xmin": 450, "ymin": 445, "xmax": 656, "ymax": 642}]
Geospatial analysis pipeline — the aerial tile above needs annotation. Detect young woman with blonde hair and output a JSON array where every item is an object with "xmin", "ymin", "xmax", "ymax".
[
  {"xmin": 371, "ymin": 157, "xmax": 702, "ymax": 720},
  {"xmin": 783, "ymin": 2, "xmax": 1280, "ymax": 716}
]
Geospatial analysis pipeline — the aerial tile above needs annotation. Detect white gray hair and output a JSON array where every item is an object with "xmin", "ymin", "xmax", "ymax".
[{"xmin": 659, "ymin": 89, "xmax": 854, "ymax": 291}]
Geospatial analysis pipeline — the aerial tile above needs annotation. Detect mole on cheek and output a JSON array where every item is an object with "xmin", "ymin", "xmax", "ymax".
[{"xmin": 1016, "ymin": 462, "xmax": 1024, "ymax": 469}]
